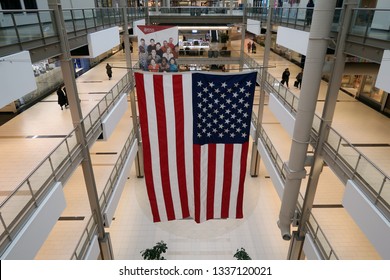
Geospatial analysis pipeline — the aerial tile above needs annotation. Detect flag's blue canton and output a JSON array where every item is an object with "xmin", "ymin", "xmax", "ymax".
[{"xmin": 192, "ymin": 72, "xmax": 257, "ymax": 145}]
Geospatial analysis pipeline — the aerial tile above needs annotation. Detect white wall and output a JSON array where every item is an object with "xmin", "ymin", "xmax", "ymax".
[
  {"xmin": 372, "ymin": 0, "xmax": 390, "ymax": 30},
  {"xmin": 0, "ymin": 51, "xmax": 37, "ymax": 110},
  {"xmin": 375, "ymin": 50, "xmax": 390, "ymax": 93},
  {"xmin": 61, "ymin": 0, "xmax": 96, "ymax": 9},
  {"xmin": 276, "ymin": 26, "xmax": 309, "ymax": 56},
  {"xmin": 343, "ymin": 180, "xmax": 390, "ymax": 259},
  {"xmin": 247, "ymin": 19, "xmax": 261, "ymax": 36},
  {"xmin": 88, "ymin": 26, "xmax": 120, "ymax": 58}
]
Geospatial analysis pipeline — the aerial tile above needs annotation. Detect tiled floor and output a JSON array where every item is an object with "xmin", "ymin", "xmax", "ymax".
[{"xmin": 1, "ymin": 39, "xmax": 388, "ymax": 260}]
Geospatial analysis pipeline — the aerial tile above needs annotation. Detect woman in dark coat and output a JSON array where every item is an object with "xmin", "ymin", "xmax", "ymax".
[
  {"xmin": 106, "ymin": 63, "xmax": 112, "ymax": 80},
  {"xmin": 57, "ymin": 86, "xmax": 68, "ymax": 110}
]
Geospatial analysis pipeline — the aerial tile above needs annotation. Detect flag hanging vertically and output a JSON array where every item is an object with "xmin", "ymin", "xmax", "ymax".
[{"xmin": 135, "ymin": 71, "xmax": 257, "ymax": 223}]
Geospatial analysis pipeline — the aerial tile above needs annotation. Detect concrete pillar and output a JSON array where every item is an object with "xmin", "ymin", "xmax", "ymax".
[
  {"xmin": 287, "ymin": 0, "xmax": 360, "ymax": 259},
  {"xmin": 250, "ymin": 0, "xmax": 274, "ymax": 177},
  {"xmin": 48, "ymin": 0, "xmax": 113, "ymax": 259},
  {"xmin": 277, "ymin": 0, "xmax": 338, "ymax": 241},
  {"xmin": 120, "ymin": 1, "xmax": 144, "ymax": 178}
]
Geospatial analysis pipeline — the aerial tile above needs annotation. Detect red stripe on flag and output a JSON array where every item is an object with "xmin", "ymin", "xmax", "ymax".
[
  {"xmin": 172, "ymin": 74, "xmax": 190, "ymax": 218},
  {"xmin": 236, "ymin": 142, "xmax": 249, "ymax": 219},
  {"xmin": 134, "ymin": 73, "xmax": 160, "ymax": 222},
  {"xmin": 193, "ymin": 144, "xmax": 201, "ymax": 222},
  {"xmin": 221, "ymin": 144, "xmax": 234, "ymax": 219},
  {"xmin": 206, "ymin": 144, "xmax": 216, "ymax": 220},
  {"xmin": 153, "ymin": 75, "xmax": 175, "ymax": 221}
]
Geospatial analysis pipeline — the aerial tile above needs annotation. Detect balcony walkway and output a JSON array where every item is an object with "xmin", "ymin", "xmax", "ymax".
[{"xmin": 0, "ymin": 39, "xmax": 388, "ymax": 260}]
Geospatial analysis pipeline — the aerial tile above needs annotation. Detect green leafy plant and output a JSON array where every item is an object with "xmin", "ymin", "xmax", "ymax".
[
  {"xmin": 140, "ymin": 240, "xmax": 168, "ymax": 260},
  {"xmin": 234, "ymin": 248, "xmax": 252, "ymax": 260}
]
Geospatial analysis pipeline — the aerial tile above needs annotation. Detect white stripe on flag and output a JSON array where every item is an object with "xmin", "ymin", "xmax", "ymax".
[
  {"xmin": 214, "ymin": 144, "xmax": 225, "ymax": 219},
  {"xmin": 163, "ymin": 75, "xmax": 183, "ymax": 219},
  {"xmin": 143, "ymin": 74, "xmax": 167, "ymax": 222},
  {"xmin": 199, "ymin": 145, "xmax": 209, "ymax": 223},
  {"xmin": 229, "ymin": 144, "xmax": 243, "ymax": 218},
  {"xmin": 182, "ymin": 73, "xmax": 194, "ymax": 218}
]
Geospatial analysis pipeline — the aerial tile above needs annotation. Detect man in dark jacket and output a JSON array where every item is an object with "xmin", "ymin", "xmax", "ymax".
[{"xmin": 281, "ymin": 68, "xmax": 290, "ymax": 88}]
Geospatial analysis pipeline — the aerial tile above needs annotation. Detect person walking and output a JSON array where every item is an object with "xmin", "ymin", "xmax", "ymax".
[
  {"xmin": 295, "ymin": 69, "xmax": 303, "ymax": 89},
  {"xmin": 247, "ymin": 41, "xmax": 252, "ymax": 53},
  {"xmin": 281, "ymin": 68, "xmax": 290, "ymax": 88},
  {"xmin": 251, "ymin": 42, "xmax": 256, "ymax": 54},
  {"xmin": 57, "ymin": 86, "xmax": 68, "ymax": 110},
  {"xmin": 106, "ymin": 63, "xmax": 112, "ymax": 80}
]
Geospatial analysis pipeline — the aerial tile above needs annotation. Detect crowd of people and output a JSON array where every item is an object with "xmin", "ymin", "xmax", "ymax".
[{"xmin": 138, "ymin": 37, "xmax": 179, "ymax": 72}]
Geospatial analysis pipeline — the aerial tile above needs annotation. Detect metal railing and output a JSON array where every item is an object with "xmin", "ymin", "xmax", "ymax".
[
  {"xmin": 260, "ymin": 69, "xmax": 390, "ymax": 221},
  {"xmin": 325, "ymin": 126, "xmax": 390, "ymax": 215},
  {"xmin": 149, "ymin": 6, "xmax": 244, "ymax": 16},
  {"xmin": 0, "ymin": 127, "xmax": 82, "ymax": 255},
  {"xmin": 0, "ymin": 71, "xmax": 133, "ymax": 257},
  {"xmin": 99, "ymin": 127, "xmax": 136, "ymax": 212},
  {"xmin": 70, "ymin": 213, "xmax": 98, "ymax": 260},
  {"xmin": 252, "ymin": 114, "xmax": 338, "ymax": 259},
  {"xmin": 246, "ymin": 7, "xmax": 343, "ymax": 32},
  {"xmin": 71, "ymin": 125, "xmax": 138, "ymax": 260},
  {"xmin": 297, "ymin": 193, "xmax": 339, "ymax": 260},
  {"xmin": 0, "ymin": 7, "xmax": 144, "ymax": 48},
  {"xmin": 349, "ymin": 8, "xmax": 390, "ymax": 42},
  {"xmin": 1, "ymin": 7, "xmax": 389, "ymax": 57}
]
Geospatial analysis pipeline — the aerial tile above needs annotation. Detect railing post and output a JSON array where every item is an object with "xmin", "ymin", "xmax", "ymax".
[
  {"xmin": 286, "ymin": 0, "xmax": 359, "ymax": 259},
  {"xmin": 48, "ymin": 0, "xmax": 114, "ymax": 260},
  {"xmin": 249, "ymin": 0, "xmax": 274, "ymax": 177}
]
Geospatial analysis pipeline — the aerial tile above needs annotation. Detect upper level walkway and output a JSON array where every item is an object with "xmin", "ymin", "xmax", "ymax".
[
  {"xmin": 1, "ymin": 7, "xmax": 389, "ymax": 63},
  {"xmin": 0, "ymin": 38, "xmax": 388, "ymax": 259}
]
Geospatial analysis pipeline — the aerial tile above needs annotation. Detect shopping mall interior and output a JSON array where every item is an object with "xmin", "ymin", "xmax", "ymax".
[{"xmin": 0, "ymin": 0, "xmax": 389, "ymax": 260}]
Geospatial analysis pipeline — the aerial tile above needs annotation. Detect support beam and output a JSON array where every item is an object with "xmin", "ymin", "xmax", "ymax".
[
  {"xmin": 278, "ymin": 0, "xmax": 338, "ymax": 242},
  {"xmin": 287, "ymin": 0, "xmax": 359, "ymax": 260},
  {"xmin": 120, "ymin": 0, "xmax": 144, "ymax": 178},
  {"xmin": 250, "ymin": 0, "xmax": 274, "ymax": 177},
  {"xmin": 48, "ymin": 0, "xmax": 113, "ymax": 260}
]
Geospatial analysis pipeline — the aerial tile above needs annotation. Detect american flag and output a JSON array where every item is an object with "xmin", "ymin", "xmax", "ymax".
[{"xmin": 135, "ymin": 71, "xmax": 257, "ymax": 223}]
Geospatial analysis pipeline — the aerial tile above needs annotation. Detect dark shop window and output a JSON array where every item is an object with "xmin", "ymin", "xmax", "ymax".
[
  {"xmin": 23, "ymin": 0, "xmax": 38, "ymax": 9},
  {"xmin": 0, "ymin": 0, "xmax": 22, "ymax": 9}
]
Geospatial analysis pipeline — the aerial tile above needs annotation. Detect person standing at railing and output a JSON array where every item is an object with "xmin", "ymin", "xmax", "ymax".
[{"xmin": 306, "ymin": 0, "xmax": 315, "ymax": 26}]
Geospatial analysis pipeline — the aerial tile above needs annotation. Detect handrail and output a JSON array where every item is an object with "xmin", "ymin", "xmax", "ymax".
[
  {"xmin": 70, "ymin": 126, "xmax": 138, "ymax": 260},
  {"xmin": 297, "ymin": 193, "xmax": 339, "ymax": 260},
  {"xmin": 252, "ymin": 114, "xmax": 338, "ymax": 259},
  {"xmin": 98, "ymin": 128, "xmax": 136, "ymax": 211},
  {"xmin": 325, "ymin": 126, "xmax": 390, "ymax": 214},
  {"xmin": 70, "ymin": 212, "xmax": 98, "ymax": 260},
  {"xmin": 0, "ymin": 7, "xmax": 144, "ymax": 49},
  {"xmin": 0, "ymin": 127, "xmax": 82, "ymax": 255},
  {"xmin": 0, "ymin": 71, "xmax": 133, "ymax": 257},
  {"xmin": 261, "ymin": 68, "xmax": 389, "ymax": 220}
]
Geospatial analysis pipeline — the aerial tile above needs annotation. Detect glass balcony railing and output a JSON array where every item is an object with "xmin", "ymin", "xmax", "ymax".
[
  {"xmin": 0, "ymin": 7, "xmax": 144, "ymax": 48},
  {"xmin": 246, "ymin": 7, "xmax": 343, "ymax": 32},
  {"xmin": 349, "ymin": 8, "xmax": 390, "ymax": 42},
  {"xmin": 150, "ymin": 6, "xmax": 244, "ymax": 16},
  {"xmin": 0, "ymin": 71, "xmax": 133, "ymax": 256}
]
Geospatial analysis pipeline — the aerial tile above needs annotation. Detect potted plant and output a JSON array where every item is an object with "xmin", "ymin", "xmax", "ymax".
[
  {"xmin": 140, "ymin": 240, "xmax": 168, "ymax": 260},
  {"xmin": 234, "ymin": 248, "xmax": 252, "ymax": 260}
]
